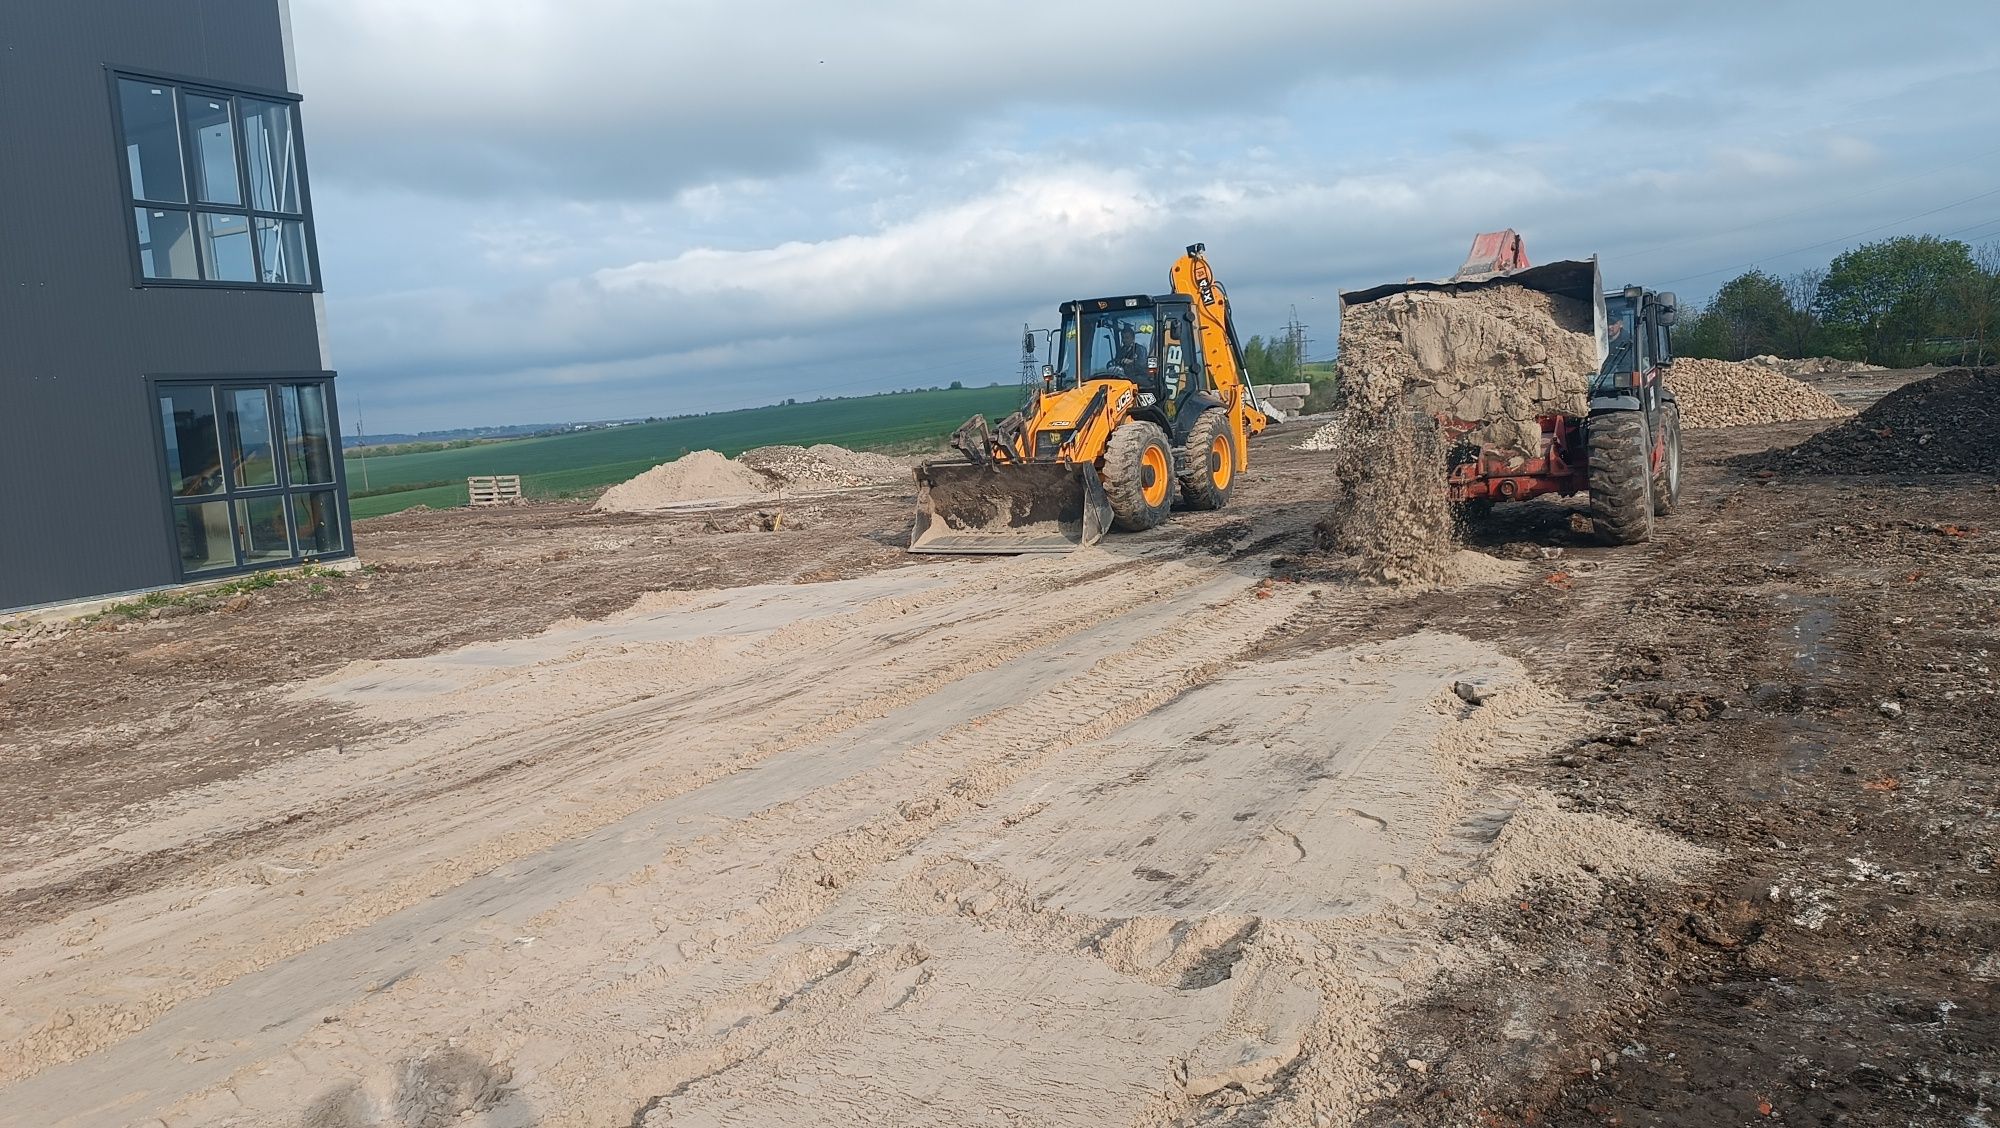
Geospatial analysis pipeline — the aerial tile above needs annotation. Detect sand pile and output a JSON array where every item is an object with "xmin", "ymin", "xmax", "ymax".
[
  {"xmin": 595, "ymin": 444, "xmax": 914, "ymax": 513},
  {"xmin": 1745, "ymin": 354, "xmax": 1885, "ymax": 376},
  {"xmin": 739, "ymin": 444, "xmax": 908, "ymax": 489},
  {"xmin": 1738, "ymin": 367, "xmax": 1999, "ymax": 475},
  {"xmin": 1336, "ymin": 283, "xmax": 1599, "ymax": 454},
  {"xmin": 1669, "ymin": 358, "xmax": 1852, "ymax": 429},
  {"xmin": 593, "ymin": 450, "xmax": 771, "ymax": 512}
]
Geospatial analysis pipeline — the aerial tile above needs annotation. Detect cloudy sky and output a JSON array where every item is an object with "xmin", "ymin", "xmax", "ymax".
[{"xmin": 291, "ymin": 0, "xmax": 2000, "ymax": 434}]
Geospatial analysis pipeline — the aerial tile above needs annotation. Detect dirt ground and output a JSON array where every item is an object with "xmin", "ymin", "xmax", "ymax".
[{"xmin": 0, "ymin": 369, "xmax": 1993, "ymax": 1126}]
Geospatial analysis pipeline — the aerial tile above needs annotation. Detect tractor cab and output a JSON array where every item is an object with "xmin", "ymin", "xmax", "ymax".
[{"xmin": 1593, "ymin": 286, "xmax": 1678, "ymax": 399}]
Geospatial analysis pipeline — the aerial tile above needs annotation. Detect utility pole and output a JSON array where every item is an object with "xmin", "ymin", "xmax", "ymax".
[
  {"xmin": 354, "ymin": 409, "xmax": 369, "ymax": 491},
  {"xmin": 1285, "ymin": 306, "xmax": 1309, "ymax": 382}
]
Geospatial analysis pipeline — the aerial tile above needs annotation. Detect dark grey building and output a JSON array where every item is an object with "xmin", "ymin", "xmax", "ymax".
[{"xmin": 0, "ymin": 0, "xmax": 350, "ymax": 613}]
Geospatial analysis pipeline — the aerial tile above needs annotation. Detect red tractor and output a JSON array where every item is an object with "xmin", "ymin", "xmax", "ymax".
[{"xmin": 1341, "ymin": 232, "xmax": 1682, "ymax": 544}]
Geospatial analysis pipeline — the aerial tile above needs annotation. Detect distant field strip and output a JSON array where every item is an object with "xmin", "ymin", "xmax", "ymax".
[{"xmin": 344, "ymin": 385, "xmax": 1021, "ymax": 519}]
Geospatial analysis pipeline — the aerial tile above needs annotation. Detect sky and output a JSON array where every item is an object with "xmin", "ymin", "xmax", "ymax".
[{"xmin": 289, "ymin": 0, "xmax": 2000, "ymax": 434}]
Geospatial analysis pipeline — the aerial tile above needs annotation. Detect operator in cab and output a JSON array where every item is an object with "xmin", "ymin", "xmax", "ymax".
[{"xmin": 1110, "ymin": 325, "xmax": 1149, "ymax": 379}]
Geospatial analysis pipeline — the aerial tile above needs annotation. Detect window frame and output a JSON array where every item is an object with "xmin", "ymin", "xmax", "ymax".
[
  {"xmin": 145, "ymin": 372, "xmax": 352, "ymax": 582},
  {"xmin": 109, "ymin": 68, "xmax": 323, "ymax": 293}
]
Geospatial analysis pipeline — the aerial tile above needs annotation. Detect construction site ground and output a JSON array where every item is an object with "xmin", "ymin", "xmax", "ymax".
[{"xmin": 1, "ymin": 368, "xmax": 1994, "ymax": 1126}]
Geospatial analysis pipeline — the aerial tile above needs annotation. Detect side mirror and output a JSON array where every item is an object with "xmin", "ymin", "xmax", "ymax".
[
  {"xmin": 1657, "ymin": 309, "xmax": 1678, "ymax": 327},
  {"xmin": 1042, "ymin": 364, "xmax": 1055, "ymax": 378}
]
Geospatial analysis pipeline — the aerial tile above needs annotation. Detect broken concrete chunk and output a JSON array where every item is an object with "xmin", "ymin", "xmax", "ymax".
[{"xmin": 1453, "ymin": 679, "xmax": 1499, "ymax": 705}]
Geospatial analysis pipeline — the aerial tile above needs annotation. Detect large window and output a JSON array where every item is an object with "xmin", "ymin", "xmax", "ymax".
[
  {"xmin": 157, "ymin": 379, "xmax": 346, "ymax": 576},
  {"xmin": 116, "ymin": 75, "xmax": 317, "ymax": 289}
]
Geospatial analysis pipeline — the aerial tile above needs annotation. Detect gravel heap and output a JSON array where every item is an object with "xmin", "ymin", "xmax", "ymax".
[
  {"xmin": 1738, "ymin": 368, "xmax": 2000, "ymax": 475},
  {"xmin": 1745, "ymin": 355, "xmax": 1886, "ymax": 376},
  {"xmin": 1297, "ymin": 416, "xmax": 1345, "ymax": 452},
  {"xmin": 1669, "ymin": 358, "xmax": 1852, "ymax": 429},
  {"xmin": 1336, "ymin": 282, "xmax": 1599, "ymax": 455},
  {"xmin": 737, "ymin": 444, "xmax": 909, "ymax": 490}
]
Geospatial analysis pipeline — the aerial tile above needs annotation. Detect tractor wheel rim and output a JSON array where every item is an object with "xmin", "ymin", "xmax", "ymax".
[
  {"xmin": 1141, "ymin": 445, "xmax": 1170, "ymax": 506},
  {"xmin": 1210, "ymin": 436, "xmax": 1232, "ymax": 489}
]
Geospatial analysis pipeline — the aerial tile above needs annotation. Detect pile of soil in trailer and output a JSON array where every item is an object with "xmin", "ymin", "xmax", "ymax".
[
  {"xmin": 1737, "ymin": 367, "xmax": 2000, "ymax": 474},
  {"xmin": 1669, "ymin": 358, "xmax": 1852, "ymax": 429},
  {"xmin": 1314, "ymin": 281, "xmax": 1596, "ymax": 583},
  {"xmin": 1336, "ymin": 283, "xmax": 1599, "ymax": 454}
]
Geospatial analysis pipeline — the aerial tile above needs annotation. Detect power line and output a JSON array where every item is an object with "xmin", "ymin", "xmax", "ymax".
[
  {"xmin": 1938, "ymin": 214, "xmax": 2000, "ymax": 242},
  {"xmin": 1658, "ymin": 182, "xmax": 2000, "ymax": 288},
  {"xmin": 1606, "ymin": 142, "xmax": 2000, "ymax": 265}
]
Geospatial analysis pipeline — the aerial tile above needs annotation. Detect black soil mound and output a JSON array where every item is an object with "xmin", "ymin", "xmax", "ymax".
[{"xmin": 1737, "ymin": 368, "xmax": 2000, "ymax": 475}]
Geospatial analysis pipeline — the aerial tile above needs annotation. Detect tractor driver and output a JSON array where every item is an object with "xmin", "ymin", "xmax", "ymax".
[{"xmin": 1110, "ymin": 325, "xmax": 1149, "ymax": 379}]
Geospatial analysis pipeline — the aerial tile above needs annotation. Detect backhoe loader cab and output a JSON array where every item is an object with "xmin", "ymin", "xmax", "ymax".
[
  {"xmin": 1050, "ymin": 296, "xmax": 1217, "ymax": 424},
  {"xmin": 909, "ymin": 245, "xmax": 1268, "ymax": 554}
]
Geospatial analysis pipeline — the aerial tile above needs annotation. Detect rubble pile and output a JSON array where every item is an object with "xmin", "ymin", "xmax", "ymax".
[
  {"xmin": 1739, "ymin": 367, "xmax": 1999, "ymax": 475},
  {"xmin": 1744, "ymin": 355, "xmax": 1886, "ymax": 376},
  {"xmin": 1669, "ymin": 358, "xmax": 1853, "ymax": 429},
  {"xmin": 737, "ymin": 444, "xmax": 909, "ymax": 490}
]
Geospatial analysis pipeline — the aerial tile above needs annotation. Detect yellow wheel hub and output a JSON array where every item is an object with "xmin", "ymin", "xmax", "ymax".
[
  {"xmin": 1210, "ymin": 435, "xmax": 1233, "ymax": 490},
  {"xmin": 1140, "ymin": 444, "xmax": 1170, "ymax": 506}
]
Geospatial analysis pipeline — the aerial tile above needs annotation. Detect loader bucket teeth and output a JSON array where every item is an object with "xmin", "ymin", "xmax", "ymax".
[{"xmin": 908, "ymin": 461, "xmax": 1112, "ymax": 554}]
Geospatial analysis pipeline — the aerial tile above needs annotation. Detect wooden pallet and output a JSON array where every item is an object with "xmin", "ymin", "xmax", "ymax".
[{"xmin": 467, "ymin": 475, "xmax": 522, "ymax": 505}]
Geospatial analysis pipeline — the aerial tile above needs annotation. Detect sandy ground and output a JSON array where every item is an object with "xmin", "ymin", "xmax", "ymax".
[{"xmin": 0, "ymin": 369, "xmax": 1994, "ymax": 1126}]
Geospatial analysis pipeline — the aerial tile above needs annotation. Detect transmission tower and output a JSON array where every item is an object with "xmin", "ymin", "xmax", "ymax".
[
  {"xmin": 1019, "ymin": 323, "xmax": 1038, "ymax": 390},
  {"xmin": 1285, "ymin": 307, "xmax": 1310, "ymax": 382}
]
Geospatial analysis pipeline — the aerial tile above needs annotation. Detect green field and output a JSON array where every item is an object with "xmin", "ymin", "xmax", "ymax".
[{"xmin": 344, "ymin": 384, "xmax": 1026, "ymax": 519}]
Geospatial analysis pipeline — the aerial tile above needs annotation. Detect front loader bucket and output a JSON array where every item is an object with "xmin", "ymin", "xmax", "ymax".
[{"xmin": 908, "ymin": 461, "xmax": 1111, "ymax": 554}]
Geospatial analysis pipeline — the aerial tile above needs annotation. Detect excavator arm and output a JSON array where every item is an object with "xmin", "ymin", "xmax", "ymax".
[{"xmin": 1168, "ymin": 244, "xmax": 1267, "ymax": 470}]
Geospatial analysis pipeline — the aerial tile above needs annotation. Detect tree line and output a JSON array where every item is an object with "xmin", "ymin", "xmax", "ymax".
[{"xmin": 1675, "ymin": 234, "xmax": 2000, "ymax": 367}]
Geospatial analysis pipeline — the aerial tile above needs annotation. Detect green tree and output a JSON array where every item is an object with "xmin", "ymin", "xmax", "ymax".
[
  {"xmin": 1705, "ymin": 269, "xmax": 1793, "ymax": 358},
  {"xmin": 1940, "ymin": 241, "xmax": 2000, "ymax": 365},
  {"xmin": 1670, "ymin": 302, "xmax": 1733, "ymax": 360},
  {"xmin": 1241, "ymin": 331, "xmax": 1297, "ymax": 386},
  {"xmin": 1814, "ymin": 235, "xmax": 1979, "ymax": 365},
  {"xmin": 1241, "ymin": 335, "xmax": 1270, "ymax": 382},
  {"xmin": 1778, "ymin": 268, "xmax": 1834, "ymax": 358}
]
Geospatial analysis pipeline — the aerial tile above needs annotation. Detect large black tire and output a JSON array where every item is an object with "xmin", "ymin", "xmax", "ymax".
[
  {"xmin": 1587, "ymin": 411, "xmax": 1655, "ymax": 545},
  {"xmin": 1101, "ymin": 421, "xmax": 1175, "ymax": 532},
  {"xmin": 1176, "ymin": 409, "xmax": 1236, "ymax": 511},
  {"xmin": 1652, "ymin": 403, "xmax": 1682, "ymax": 516}
]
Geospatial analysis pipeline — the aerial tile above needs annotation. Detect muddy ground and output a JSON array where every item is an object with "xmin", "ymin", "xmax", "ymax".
[{"xmin": 0, "ymin": 368, "xmax": 1994, "ymax": 1126}]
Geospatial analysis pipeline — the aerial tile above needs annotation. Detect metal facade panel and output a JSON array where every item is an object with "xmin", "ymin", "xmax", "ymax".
[{"xmin": 0, "ymin": 0, "xmax": 342, "ymax": 611}]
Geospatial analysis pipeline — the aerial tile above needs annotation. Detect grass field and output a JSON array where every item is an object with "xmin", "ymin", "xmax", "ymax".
[{"xmin": 344, "ymin": 384, "xmax": 1026, "ymax": 519}]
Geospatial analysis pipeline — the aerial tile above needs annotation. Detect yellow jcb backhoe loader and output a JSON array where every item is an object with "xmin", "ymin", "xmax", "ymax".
[{"xmin": 909, "ymin": 244, "xmax": 1272, "ymax": 553}]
